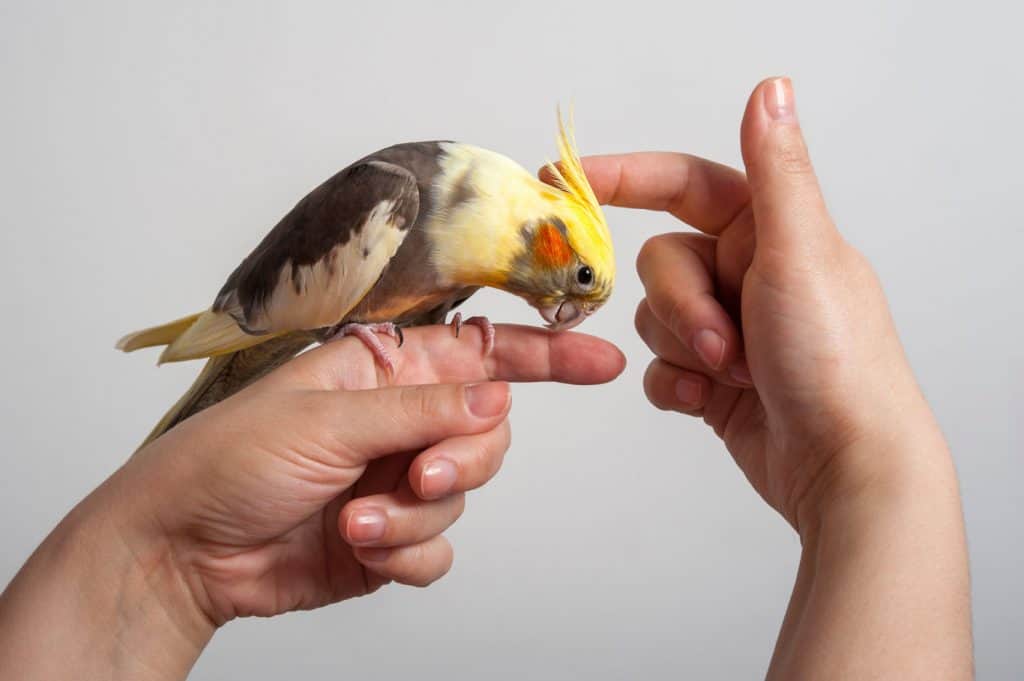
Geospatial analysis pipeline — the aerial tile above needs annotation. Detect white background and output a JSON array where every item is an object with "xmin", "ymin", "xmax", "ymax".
[{"xmin": 1, "ymin": 1, "xmax": 1020, "ymax": 678}]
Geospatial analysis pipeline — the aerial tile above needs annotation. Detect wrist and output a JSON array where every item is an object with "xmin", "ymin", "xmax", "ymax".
[
  {"xmin": 780, "ymin": 413, "xmax": 973, "ymax": 679},
  {"xmin": 794, "ymin": 400, "xmax": 958, "ymax": 543},
  {"xmin": 89, "ymin": 470, "xmax": 218, "ymax": 674},
  {"xmin": 0, "ymin": 471, "xmax": 215, "ymax": 680}
]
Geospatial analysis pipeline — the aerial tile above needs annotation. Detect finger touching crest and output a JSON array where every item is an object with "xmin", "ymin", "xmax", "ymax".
[{"xmin": 547, "ymin": 152, "xmax": 751, "ymax": 235}]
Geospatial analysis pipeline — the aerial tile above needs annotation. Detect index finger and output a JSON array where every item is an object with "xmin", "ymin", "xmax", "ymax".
[
  {"xmin": 284, "ymin": 323, "xmax": 627, "ymax": 389},
  {"xmin": 547, "ymin": 153, "xmax": 751, "ymax": 236},
  {"xmin": 480, "ymin": 324, "xmax": 627, "ymax": 384}
]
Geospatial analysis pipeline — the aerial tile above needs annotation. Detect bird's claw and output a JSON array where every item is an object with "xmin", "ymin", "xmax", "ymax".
[
  {"xmin": 449, "ymin": 313, "xmax": 495, "ymax": 355},
  {"xmin": 326, "ymin": 322, "xmax": 404, "ymax": 375}
]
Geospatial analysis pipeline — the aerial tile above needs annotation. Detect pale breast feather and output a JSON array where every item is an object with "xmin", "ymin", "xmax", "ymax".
[{"xmin": 213, "ymin": 161, "xmax": 420, "ymax": 334}]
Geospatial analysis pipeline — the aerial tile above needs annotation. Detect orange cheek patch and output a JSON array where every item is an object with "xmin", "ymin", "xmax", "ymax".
[{"xmin": 533, "ymin": 223, "xmax": 573, "ymax": 269}]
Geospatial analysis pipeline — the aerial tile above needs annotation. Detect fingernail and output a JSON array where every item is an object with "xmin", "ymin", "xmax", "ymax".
[
  {"xmin": 421, "ymin": 458, "xmax": 458, "ymax": 499},
  {"xmin": 675, "ymin": 376, "xmax": 703, "ymax": 408},
  {"xmin": 466, "ymin": 382, "xmax": 509, "ymax": 418},
  {"xmin": 348, "ymin": 508, "xmax": 387, "ymax": 544},
  {"xmin": 764, "ymin": 77, "xmax": 797, "ymax": 122},
  {"xmin": 729, "ymin": 361, "xmax": 754, "ymax": 386},
  {"xmin": 693, "ymin": 329, "xmax": 726, "ymax": 370},
  {"xmin": 357, "ymin": 547, "xmax": 391, "ymax": 563}
]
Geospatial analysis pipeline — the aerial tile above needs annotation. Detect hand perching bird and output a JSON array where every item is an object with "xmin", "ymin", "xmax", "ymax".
[{"xmin": 117, "ymin": 114, "xmax": 615, "ymax": 446}]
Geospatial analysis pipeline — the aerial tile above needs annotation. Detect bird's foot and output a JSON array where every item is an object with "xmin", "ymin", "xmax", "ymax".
[
  {"xmin": 449, "ymin": 313, "xmax": 495, "ymax": 355},
  {"xmin": 326, "ymin": 322, "xmax": 404, "ymax": 375}
]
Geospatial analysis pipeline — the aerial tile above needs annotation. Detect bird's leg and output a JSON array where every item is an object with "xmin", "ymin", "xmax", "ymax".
[
  {"xmin": 449, "ymin": 313, "xmax": 495, "ymax": 355},
  {"xmin": 465, "ymin": 317, "xmax": 496, "ymax": 355},
  {"xmin": 325, "ymin": 322, "xmax": 404, "ymax": 375}
]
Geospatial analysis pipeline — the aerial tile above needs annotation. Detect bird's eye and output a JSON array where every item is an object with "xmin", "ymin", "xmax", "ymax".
[{"xmin": 576, "ymin": 265, "xmax": 594, "ymax": 287}]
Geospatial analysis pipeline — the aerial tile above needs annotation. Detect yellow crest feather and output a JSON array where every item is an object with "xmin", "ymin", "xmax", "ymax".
[{"xmin": 544, "ymin": 108, "xmax": 615, "ymax": 283}]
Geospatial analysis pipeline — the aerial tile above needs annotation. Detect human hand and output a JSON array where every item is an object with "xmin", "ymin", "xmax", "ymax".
[
  {"xmin": 0, "ymin": 321, "xmax": 623, "ymax": 681},
  {"xmin": 578, "ymin": 79, "xmax": 944, "ymax": 532},
  {"xmin": 114, "ymin": 324, "xmax": 622, "ymax": 627},
  {"xmin": 569, "ymin": 78, "xmax": 971, "ymax": 681}
]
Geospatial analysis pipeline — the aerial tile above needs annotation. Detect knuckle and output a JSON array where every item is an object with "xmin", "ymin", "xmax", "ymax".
[
  {"xmin": 773, "ymin": 135, "xmax": 815, "ymax": 177},
  {"xmin": 291, "ymin": 392, "xmax": 345, "ymax": 453},
  {"xmin": 482, "ymin": 422, "xmax": 512, "ymax": 476},
  {"xmin": 633, "ymin": 299, "xmax": 648, "ymax": 336},
  {"xmin": 399, "ymin": 385, "xmax": 448, "ymax": 422},
  {"xmin": 635, "ymin": 326, "xmax": 659, "ymax": 355},
  {"xmin": 294, "ymin": 390, "xmax": 327, "ymax": 423},
  {"xmin": 642, "ymin": 366, "xmax": 672, "ymax": 411},
  {"xmin": 636, "ymin": 234, "xmax": 672, "ymax": 273},
  {"xmin": 408, "ymin": 545, "xmax": 431, "ymax": 584},
  {"xmin": 842, "ymin": 247, "xmax": 884, "ymax": 294},
  {"xmin": 842, "ymin": 243, "xmax": 876, "ymax": 277},
  {"xmin": 460, "ymin": 437, "xmax": 497, "ymax": 486},
  {"xmin": 410, "ymin": 543, "xmax": 453, "ymax": 588},
  {"xmin": 637, "ymin": 277, "xmax": 690, "ymax": 341},
  {"xmin": 644, "ymin": 383, "xmax": 672, "ymax": 411},
  {"xmin": 662, "ymin": 295, "xmax": 692, "ymax": 341},
  {"xmin": 482, "ymin": 424, "xmax": 511, "ymax": 463},
  {"xmin": 434, "ymin": 543, "xmax": 455, "ymax": 581},
  {"xmin": 407, "ymin": 490, "xmax": 435, "ymax": 521}
]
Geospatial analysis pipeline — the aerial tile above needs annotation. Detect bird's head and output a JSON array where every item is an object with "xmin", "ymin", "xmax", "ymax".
[{"xmin": 501, "ymin": 113, "xmax": 615, "ymax": 330}]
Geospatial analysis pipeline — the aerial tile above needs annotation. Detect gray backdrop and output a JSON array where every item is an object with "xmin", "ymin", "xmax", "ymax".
[{"xmin": 1, "ymin": 1, "xmax": 1020, "ymax": 678}]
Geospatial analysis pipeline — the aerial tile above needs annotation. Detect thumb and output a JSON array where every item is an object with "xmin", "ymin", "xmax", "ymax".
[
  {"xmin": 312, "ymin": 381, "xmax": 511, "ymax": 466},
  {"xmin": 740, "ymin": 77, "xmax": 837, "ymax": 253}
]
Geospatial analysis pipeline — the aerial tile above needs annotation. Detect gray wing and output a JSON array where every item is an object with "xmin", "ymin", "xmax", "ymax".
[{"xmin": 213, "ymin": 161, "xmax": 420, "ymax": 334}]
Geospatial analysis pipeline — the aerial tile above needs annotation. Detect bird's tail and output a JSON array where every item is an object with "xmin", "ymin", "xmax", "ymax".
[
  {"xmin": 116, "ymin": 312, "xmax": 204, "ymax": 354},
  {"xmin": 118, "ymin": 314, "xmax": 314, "ymax": 448},
  {"xmin": 140, "ymin": 353, "xmax": 235, "ymax": 447}
]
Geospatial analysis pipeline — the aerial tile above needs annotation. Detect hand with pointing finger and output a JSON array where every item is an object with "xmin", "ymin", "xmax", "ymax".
[
  {"xmin": 579, "ymin": 79, "xmax": 937, "ymax": 531},
  {"xmin": 574, "ymin": 78, "xmax": 971, "ymax": 680}
]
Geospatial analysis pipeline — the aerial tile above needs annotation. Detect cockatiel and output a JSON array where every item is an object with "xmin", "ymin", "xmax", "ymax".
[{"xmin": 118, "ymin": 114, "xmax": 614, "ymax": 445}]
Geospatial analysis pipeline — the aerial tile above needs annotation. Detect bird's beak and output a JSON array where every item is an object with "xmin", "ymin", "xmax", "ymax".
[{"xmin": 538, "ymin": 300, "xmax": 588, "ymax": 331}]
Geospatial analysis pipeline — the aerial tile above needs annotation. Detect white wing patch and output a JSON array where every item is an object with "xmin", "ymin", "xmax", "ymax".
[{"xmin": 249, "ymin": 200, "xmax": 409, "ymax": 332}]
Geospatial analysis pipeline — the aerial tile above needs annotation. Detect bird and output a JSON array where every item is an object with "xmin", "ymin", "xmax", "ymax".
[{"xmin": 117, "ymin": 113, "xmax": 615, "ymax": 446}]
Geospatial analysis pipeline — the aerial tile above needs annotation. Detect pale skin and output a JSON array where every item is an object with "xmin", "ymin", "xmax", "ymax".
[
  {"xmin": 577, "ymin": 78, "xmax": 972, "ymax": 679},
  {"xmin": 0, "ymin": 78, "xmax": 971, "ymax": 680},
  {"xmin": 0, "ymin": 323, "xmax": 626, "ymax": 679}
]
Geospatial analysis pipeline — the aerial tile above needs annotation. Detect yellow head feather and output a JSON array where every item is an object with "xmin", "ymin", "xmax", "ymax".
[{"xmin": 543, "ymin": 108, "xmax": 616, "ymax": 290}]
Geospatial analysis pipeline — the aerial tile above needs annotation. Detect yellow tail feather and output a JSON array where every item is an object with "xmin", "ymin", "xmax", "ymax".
[
  {"xmin": 136, "ymin": 332, "xmax": 315, "ymax": 448},
  {"xmin": 159, "ymin": 311, "xmax": 280, "ymax": 364},
  {"xmin": 116, "ymin": 313, "xmax": 202, "ymax": 353},
  {"xmin": 117, "ymin": 310, "xmax": 281, "ymax": 364}
]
